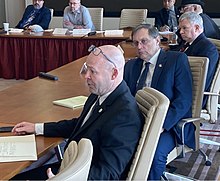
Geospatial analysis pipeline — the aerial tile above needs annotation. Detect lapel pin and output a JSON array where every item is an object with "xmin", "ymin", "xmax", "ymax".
[
  {"xmin": 98, "ymin": 108, "xmax": 103, "ymax": 113},
  {"xmin": 159, "ymin": 64, "xmax": 162, "ymax": 68}
]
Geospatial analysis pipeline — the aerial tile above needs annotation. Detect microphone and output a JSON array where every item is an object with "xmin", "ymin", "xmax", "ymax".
[
  {"xmin": 39, "ymin": 72, "xmax": 58, "ymax": 81},
  {"xmin": 88, "ymin": 31, "xmax": 96, "ymax": 36},
  {"xmin": 81, "ymin": 31, "xmax": 96, "ymax": 38}
]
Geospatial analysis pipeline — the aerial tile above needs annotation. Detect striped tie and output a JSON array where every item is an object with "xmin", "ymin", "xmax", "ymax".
[
  {"xmin": 168, "ymin": 10, "xmax": 178, "ymax": 31},
  {"xmin": 136, "ymin": 62, "xmax": 151, "ymax": 93}
]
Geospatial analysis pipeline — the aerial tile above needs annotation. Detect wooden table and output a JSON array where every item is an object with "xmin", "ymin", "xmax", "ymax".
[
  {"xmin": 0, "ymin": 40, "xmax": 165, "ymax": 179},
  {"xmin": 0, "ymin": 56, "xmax": 89, "ymax": 180},
  {"xmin": 0, "ymin": 30, "xmax": 131, "ymax": 80}
]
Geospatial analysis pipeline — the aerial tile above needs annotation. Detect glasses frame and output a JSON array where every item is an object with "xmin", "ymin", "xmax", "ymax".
[{"xmin": 88, "ymin": 45, "xmax": 117, "ymax": 68}]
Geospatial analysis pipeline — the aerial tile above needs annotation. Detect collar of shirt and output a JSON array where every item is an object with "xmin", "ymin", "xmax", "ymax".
[
  {"xmin": 72, "ymin": 7, "xmax": 81, "ymax": 15},
  {"xmin": 98, "ymin": 90, "xmax": 113, "ymax": 105},
  {"xmin": 139, "ymin": 49, "xmax": 160, "ymax": 87},
  {"xmin": 168, "ymin": 6, "xmax": 175, "ymax": 12},
  {"xmin": 142, "ymin": 49, "xmax": 160, "ymax": 67}
]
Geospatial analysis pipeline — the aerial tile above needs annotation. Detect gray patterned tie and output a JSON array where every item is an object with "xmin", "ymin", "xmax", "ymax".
[{"xmin": 168, "ymin": 9, "xmax": 178, "ymax": 31}]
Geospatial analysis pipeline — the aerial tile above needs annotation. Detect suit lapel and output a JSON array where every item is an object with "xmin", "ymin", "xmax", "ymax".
[
  {"xmin": 151, "ymin": 50, "xmax": 167, "ymax": 88},
  {"xmin": 72, "ymin": 81, "xmax": 127, "ymax": 137},
  {"xmin": 72, "ymin": 95, "xmax": 97, "ymax": 134}
]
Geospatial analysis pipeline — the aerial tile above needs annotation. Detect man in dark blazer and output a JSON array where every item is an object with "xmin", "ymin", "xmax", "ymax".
[
  {"xmin": 180, "ymin": 0, "xmax": 220, "ymax": 39},
  {"xmin": 12, "ymin": 45, "xmax": 144, "ymax": 180},
  {"xmin": 124, "ymin": 24, "xmax": 194, "ymax": 180},
  {"xmin": 179, "ymin": 12, "xmax": 219, "ymax": 108},
  {"xmin": 155, "ymin": 0, "xmax": 180, "ymax": 32},
  {"xmin": 16, "ymin": 0, "xmax": 51, "ymax": 30}
]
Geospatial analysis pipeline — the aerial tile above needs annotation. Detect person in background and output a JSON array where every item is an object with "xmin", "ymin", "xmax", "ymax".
[
  {"xmin": 11, "ymin": 45, "xmax": 144, "ymax": 180},
  {"xmin": 155, "ymin": 0, "xmax": 180, "ymax": 32},
  {"xmin": 180, "ymin": 0, "xmax": 220, "ymax": 39},
  {"xmin": 124, "ymin": 24, "xmax": 194, "ymax": 180},
  {"xmin": 179, "ymin": 12, "xmax": 219, "ymax": 108},
  {"xmin": 16, "ymin": 0, "xmax": 51, "ymax": 30},
  {"xmin": 63, "ymin": 0, "xmax": 95, "ymax": 31}
]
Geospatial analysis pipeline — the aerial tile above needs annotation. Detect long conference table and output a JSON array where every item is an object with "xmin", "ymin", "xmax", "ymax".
[
  {"xmin": 0, "ymin": 30, "xmax": 131, "ymax": 80},
  {"xmin": 0, "ymin": 41, "xmax": 136, "ymax": 180}
]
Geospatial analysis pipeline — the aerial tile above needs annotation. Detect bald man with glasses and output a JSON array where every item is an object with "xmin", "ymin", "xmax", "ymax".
[{"xmin": 11, "ymin": 45, "xmax": 144, "ymax": 180}]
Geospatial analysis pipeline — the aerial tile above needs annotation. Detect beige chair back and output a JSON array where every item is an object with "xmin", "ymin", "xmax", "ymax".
[
  {"xmin": 202, "ymin": 38, "xmax": 220, "ymax": 123},
  {"xmin": 119, "ymin": 9, "xmax": 148, "ymax": 29},
  {"xmin": 167, "ymin": 56, "xmax": 209, "ymax": 164},
  {"xmin": 50, "ymin": 8, "xmax": 54, "ymax": 19},
  {"xmin": 88, "ymin": 8, "xmax": 104, "ymax": 31},
  {"xmin": 127, "ymin": 87, "xmax": 169, "ymax": 180},
  {"xmin": 48, "ymin": 138, "xmax": 93, "ymax": 181}
]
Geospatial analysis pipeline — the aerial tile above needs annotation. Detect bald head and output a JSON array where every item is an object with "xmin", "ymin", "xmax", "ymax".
[{"xmin": 82, "ymin": 45, "xmax": 125, "ymax": 95}]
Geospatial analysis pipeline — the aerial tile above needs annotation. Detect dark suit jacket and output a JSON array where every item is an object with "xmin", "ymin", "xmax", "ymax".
[
  {"xmin": 44, "ymin": 81, "xmax": 144, "ymax": 180},
  {"xmin": 155, "ymin": 7, "xmax": 180, "ymax": 31},
  {"xmin": 16, "ymin": 5, "xmax": 51, "ymax": 29},
  {"xmin": 185, "ymin": 33, "xmax": 219, "ymax": 107},
  {"xmin": 200, "ymin": 13, "xmax": 220, "ymax": 40},
  {"xmin": 124, "ymin": 50, "xmax": 195, "ymax": 149}
]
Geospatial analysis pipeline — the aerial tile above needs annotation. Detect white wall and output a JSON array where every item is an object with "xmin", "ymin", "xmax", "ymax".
[
  {"xmin": 4, "ymin": 0, "xmax": 25, "ymax": 27},
  {"xmin": 0, "ymin": 0, "xmax": 6, "ymax": 27}
]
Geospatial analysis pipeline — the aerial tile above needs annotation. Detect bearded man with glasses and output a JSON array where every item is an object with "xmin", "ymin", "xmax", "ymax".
[
  {"xmin": 124, "ymin": 23, "xmax": 194, "ymax": 180},
  {"xmin": 16, "ymin": 0, "xmax": 51, "ymax": 30}
]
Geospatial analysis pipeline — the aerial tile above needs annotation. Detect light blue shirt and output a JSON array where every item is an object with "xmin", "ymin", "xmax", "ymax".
[{"xmin": 63, "ymin": 5, "xmax": 95, "ymax": 31}]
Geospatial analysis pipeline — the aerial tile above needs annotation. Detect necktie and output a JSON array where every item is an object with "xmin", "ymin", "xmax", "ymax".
[
  {"xmin": 168, "ymin": 10, "xmax": 178, "ymax": 31},
  {"xmin": 136, "ymin": 62, "xmax": 150, "ymax": 93},
  {"xmin": 91, "ymin": 98, "xmax": 100, "ymax": 114},
  {"xmin": 180, "ymin": 42, "xmax": 190, "ymax": 52},
  {"xmin": 22, "ymin": 10, "xmax": 38, "ymax": 28},
  {"xmin": 81, "ymin": 98, "xmax": 100, "ymax": 127}
]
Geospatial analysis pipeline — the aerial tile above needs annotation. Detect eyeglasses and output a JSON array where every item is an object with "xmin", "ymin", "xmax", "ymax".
[
  {"xmin": 132, "ymin": 38, "xmax": 150, "ymax": 47},
  {"xmin": 88, "ymin": 45, "xmax": 116, "ymax": 68}
]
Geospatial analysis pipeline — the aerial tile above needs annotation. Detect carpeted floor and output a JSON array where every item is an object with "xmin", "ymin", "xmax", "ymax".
[{"xmin": 167, "ymin": 114, "xmax": 220, "ymax": 180}]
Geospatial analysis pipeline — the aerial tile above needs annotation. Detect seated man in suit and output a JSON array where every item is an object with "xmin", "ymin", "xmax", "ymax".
[
  {"xmin": 155, "ymin": 0, "xmax": 180, "ymax": 32},
  {"xmin": 16, "ymin": 0, "xmax": 51, "ymax": 30},
  {"xmin": 180, "ymin": 0, "xmax": 220, "ymax": 40},
  {"xmin": 179, "ymin": 11, "xmax": 219, "ymax": 108},
  {"xmin": 11, "ymin": 45, "xmax": 144, "ymax": 180},
  {"xmin": 123, "ymin": 24, "xmax": 194, "ymax": 180},
  {"xmin": 63, "ymin": 0, "xmax": 95, "ymax": 31}
]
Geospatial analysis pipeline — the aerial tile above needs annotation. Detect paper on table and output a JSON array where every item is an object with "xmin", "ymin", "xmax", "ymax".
[
  {"xmin": 53, "ymin": 28, "xmax": 68, "ymax": 35},
  {"xmin": 72, "ymin": 29, "xmax": 91, "ymax": 35},
  {"xmin": 159, "ymin": 31, "xmax": 173, "ymax": 35},
  {"xmin": 53, "ymin": 95, "xmax": 88, "ymax": 109},
  {"xmin": 9, "ymin": 28, "xmax": 23, "ymax": 33},
  {"xmin": 105, "ymin": 30, "xmax": 124, "ymax": 35},
  {"xmin": 0, "ymin": 134, "xmax": 37, "ymax": 162}
]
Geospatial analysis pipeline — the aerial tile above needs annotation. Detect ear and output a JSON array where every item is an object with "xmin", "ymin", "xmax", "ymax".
[
  {"xmin": 194, "ymin": 24, "xmax": 200, "ymax": 32},
  {"xmin": 111, "ymin": 68, "xmax": 118, "ymax": 80},
  {"xmin": 156, "ymin": 36, "xmax": 161, "ymax": 46}
]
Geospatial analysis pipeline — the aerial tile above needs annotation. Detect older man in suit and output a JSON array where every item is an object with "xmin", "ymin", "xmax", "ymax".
[
  {"xmin": 180, "ymin": 0, "xmax": 220, "ymax": 40},
  {"xmin": 16, "ymin": 0, "xmax": 51, "ymax": 30},
  {"xmin": 179, "ymin": 12, "xmax": 219, "ymax": 108},
  {"xmin": 155, "ymin": 0, "xmax": 180, "ymax": 32},
  {"xmin": 11, "ymin": 45, "xmax": 144, "ymax": 180},
  {"xmin": 124, "ymin": 24, "xmax": 194, "ymax": 180}
]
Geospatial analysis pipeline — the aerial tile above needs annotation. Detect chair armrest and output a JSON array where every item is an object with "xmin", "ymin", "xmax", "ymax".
[
  {"xmin": 204, "ymin": 92, "xmax": 220, "ymax": 96},
  {"xmin": 178, "ymin": 117, "xmax": 203, "ymax": 143},
  {"xmin": 175, "ymin": 117, "xmax": 205, "ymax": 157}
]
